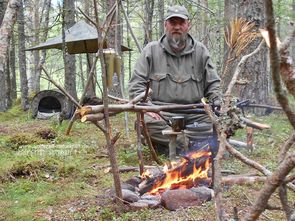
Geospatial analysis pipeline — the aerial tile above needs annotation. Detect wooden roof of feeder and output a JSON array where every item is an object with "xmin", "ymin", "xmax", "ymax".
[{"xmin": 27, "ymin": 20, "xmax": 132, "ymax": 54}]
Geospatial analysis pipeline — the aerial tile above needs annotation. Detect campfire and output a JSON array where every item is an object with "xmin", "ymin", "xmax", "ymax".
[
  {"xmin": 115, "ymin": 148, "xmax": 214, "ymax": 211},
  {"xmin": 140, "ymin": 149, "xmax": 212, "ymax": 195}
]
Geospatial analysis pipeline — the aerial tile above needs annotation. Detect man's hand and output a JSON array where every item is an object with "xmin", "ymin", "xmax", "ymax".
[
  {"xmin": 145, "ymin": 112, "xmax": 162, "ymax": 120},
  {"xmin": 212, "ymin": 98, "xmax": 222, "ymax": 112}
]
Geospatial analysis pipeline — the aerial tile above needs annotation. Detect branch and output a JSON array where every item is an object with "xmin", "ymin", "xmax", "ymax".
[
  {"xmin": 41, "ymin": 66, "xmax": 80, "ymax": 108},
  {"xmin": 265, "ymin": 1, "xmax": 295, "ymax": 130},
  {"xmin": 201, "ymin": 99, "xmax": 226, "ymax": 221},
  {"xmin": 136, "ymin": 113, "xmax": 144, "ymax": 175},
  {"xmin": 240, "ymin": 117, "xmax": 271, "ymax": 130},
  {"xmin": 140, "ymin": 112, "xmax": 163, "ymax": 165},
  {"xmin": 93, "ymin": 0, "xmax": 122, "ymax": 201},
  {"xmin": 118, "ymin": 0, "xmax": 142, "ymax": 52},
  {"xmin": 279, "ymin": 133, "xmax": 295, "ymax": 163},
  {"xmin": 225, "ymin": 40, "xmax": 265, "ymax": 96},
  {"xmin": 242, "ymin": 152, "xmax": 295, "ymax": 221},
  {"xmin": 80, "ymin": 103, "xmax": 205, "ymax": 116}
]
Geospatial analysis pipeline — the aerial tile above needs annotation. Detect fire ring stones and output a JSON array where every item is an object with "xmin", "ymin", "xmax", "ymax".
[{"xmin": 160, "ymin": 186, "xmax": 213, "ymax": 211}]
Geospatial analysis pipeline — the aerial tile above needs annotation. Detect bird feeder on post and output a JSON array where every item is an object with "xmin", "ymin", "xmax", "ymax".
[{"xmin": 103, "ymin": 48, "xmax": 121, "ymax": 88}]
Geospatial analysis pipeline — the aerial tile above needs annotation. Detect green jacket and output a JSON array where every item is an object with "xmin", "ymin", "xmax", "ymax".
[{"xmin": 128, "ymin": 34, "xmax": 221, "ymax": 105}]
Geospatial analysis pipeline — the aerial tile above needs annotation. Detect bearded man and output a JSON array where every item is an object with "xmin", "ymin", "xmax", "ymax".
[{"xmin": 128, "ymin": 5, "xmax": 221, "ymax": 154}]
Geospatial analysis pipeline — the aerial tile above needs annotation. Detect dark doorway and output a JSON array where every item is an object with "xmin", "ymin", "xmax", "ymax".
[{"xmin": 38, "ymin": 96, "xmax": 62, "ymax": 113}]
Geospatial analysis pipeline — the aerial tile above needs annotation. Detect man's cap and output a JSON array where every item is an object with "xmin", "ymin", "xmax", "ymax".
[{"xmin": 165, "ymin": 5, "xmax": 190, "ymax": 21}]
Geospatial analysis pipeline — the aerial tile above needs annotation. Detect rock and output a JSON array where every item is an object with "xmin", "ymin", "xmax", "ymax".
[
  {"xmin": 141, "ymin": 194, "xmax": 161, "ymax": 202},
  {"xmin": 122, "ymin": 189, "xmax": 140, "ymax": 203},
  {"xmin": 121, "ymin": 182, "xmax": 136, "ymax": 192},
  {"xmin": 161, "ymin": 187, "xmax": 213, "ymax": 211},
  {"xmin": 124, "ymin": 176, "xmax": 142, "ymax": 187},
  {"xmin": 137, "ymin": 199, "xmax": 161, "ymax": 208},
  {"xmin": 109, "ymin": 182, "xmax": 137, "ymax": 197},
  {"xmin": 190, "ymin": 186, "xmax": 214, "ymax": 201},
  {"xmin": 129, "ymin": 201, "xmax": 149, "ymax": 209}
]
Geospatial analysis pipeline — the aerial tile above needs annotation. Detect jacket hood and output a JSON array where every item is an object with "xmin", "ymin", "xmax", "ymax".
[{"xmin": 159, "ymin": 33, "xmax": 196, "ymax": 56}]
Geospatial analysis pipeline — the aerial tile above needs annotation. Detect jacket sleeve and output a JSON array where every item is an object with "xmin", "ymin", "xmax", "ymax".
[
  {"xmin": 203, "ymin": 47, "xmax": 222, "ymax": 102},
  {"xmin": 128, "ymin": 46, "xmax": 151, "ymax": 99}
]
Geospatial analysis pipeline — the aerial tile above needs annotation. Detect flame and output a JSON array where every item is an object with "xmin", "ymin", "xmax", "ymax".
[
  {"xmin": 148, "ymin": 150, "xmax": 211, "ymax": 195},
  {"xmin": 141, "ymin": 169, "xmax": 152, "ymax": 179}
]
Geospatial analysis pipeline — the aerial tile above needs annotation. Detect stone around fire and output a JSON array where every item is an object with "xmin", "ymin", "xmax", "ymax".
[{"xmin": 161, "ymin": 186, "xmax": 213, "ymax": 211}]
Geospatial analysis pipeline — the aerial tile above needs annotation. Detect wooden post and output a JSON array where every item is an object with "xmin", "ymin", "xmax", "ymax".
[{"xmin": 246, "ymin": 127, "xmax": 254, "ymax": 152}]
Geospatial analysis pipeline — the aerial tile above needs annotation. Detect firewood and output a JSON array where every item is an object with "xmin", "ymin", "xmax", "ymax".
[{"xmin": 221, "ymin": 175, "xmax": 266, "ymax": 185}]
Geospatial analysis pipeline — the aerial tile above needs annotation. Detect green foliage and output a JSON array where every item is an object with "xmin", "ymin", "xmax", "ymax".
[
  {"xmin": 0, "ymin": 104, "xmax": 25, "ymax": 122},
  {"xmin": 5, "ymin": 133, "xmax": 46, "ymax": 150},
  {"xmin": 99, "ymin": 207, "xmax": 116, "ymax": 221}
]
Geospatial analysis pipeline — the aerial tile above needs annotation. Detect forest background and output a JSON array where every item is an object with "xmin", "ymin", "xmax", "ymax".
[{"xmin": 0, "ymin": 0, "xmax": 294, "ymax": 110}]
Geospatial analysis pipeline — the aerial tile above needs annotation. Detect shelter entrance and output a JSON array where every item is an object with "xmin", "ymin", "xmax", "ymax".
[
  {"xmin": 31, "ymin": 90, "xmax": 74, "ymax": 119},
  {"xmin": 38, "ymin": 96, "xmax": 62, "ymax": 113}
]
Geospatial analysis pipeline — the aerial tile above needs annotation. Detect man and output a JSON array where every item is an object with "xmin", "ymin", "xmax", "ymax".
[{"xmin": 128, "ymin": 5, "xmax": 221, "ymax": 153}]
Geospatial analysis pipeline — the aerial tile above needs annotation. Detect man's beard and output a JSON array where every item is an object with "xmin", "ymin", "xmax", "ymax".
[{"xmin": 166, "ymin": 33, "xmax": 187, "ymax": 52}]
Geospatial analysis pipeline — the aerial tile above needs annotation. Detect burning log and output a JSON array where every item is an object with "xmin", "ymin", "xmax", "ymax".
[{"xmin": 139, "ymin": 151, "xmax": 212, "ymax": 195}]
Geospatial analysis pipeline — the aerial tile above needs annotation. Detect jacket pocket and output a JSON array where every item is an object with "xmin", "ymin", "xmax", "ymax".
[
  {"xmin": 149, "ymin": 73, "xmax": 204, "ymax": 103},
  {"xmin": 149, "ymin": 73, "xmax": 168, "ymax": 97}
]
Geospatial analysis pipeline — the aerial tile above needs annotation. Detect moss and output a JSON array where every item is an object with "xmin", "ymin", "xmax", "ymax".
[{"xmin": 5, "ymin": 133, "xmax": 46, "ymax": 150}]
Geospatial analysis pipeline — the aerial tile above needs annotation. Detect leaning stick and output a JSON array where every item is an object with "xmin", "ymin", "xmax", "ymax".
[
  {"xmin": 94, "ymin": 0, "xmax": 122, "ymax": 201},
  {"xmin": 140, "ymin": 112, "xmax": 163, "ymax": 165},
  {"xmin": 136, "ymin": 113, "xmax": 144, "ymax": 175},
  {"xmin": 41, "ymin": 66, "xmax": 80, "ymax": 108}
]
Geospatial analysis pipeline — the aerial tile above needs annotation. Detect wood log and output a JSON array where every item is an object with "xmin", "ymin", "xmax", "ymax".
[
  {"xmin": 240, "ymin": 117, "xmax": 271, "ymax": 130},
  {"xmin": 221, "ymin": 175, "xmax": 266, "ymax": 185},
  {"xmin": 228, "ymin": 139, "xmax": 250, "ymax": 149},
  {"xmin": 79, "ymin": 103, "xmax": 205, "ymax": 116}
]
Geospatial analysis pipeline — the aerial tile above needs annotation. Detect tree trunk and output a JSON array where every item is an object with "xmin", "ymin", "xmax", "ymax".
[
  {"xmin": 200, "ymin": 0, "xmax": 209, "ymax": 47},
  {"xmin": 9, "ymin": 30, "xmax": 16, "ymax": 99},
  {"xmin": 107, "ymin": 0, "xmax": 122, "ymax": 98},
  {"xmin": 0, "ymin": 0, "xmax": 10, "ymax": 108},
  {"xmin": 34, "ymin": 0, "xmax": 51, "ymax": 93},
  {"xmin": 5, "ymin": 46, "xmax": 11, "ymax": 107},
  {"xmin": 157, "ymin": 0, "xmax": 164, "ymax": 38},
  {"xmin": 0, "ymin": 0, "xmax": 8, "ymax": 24},
  {"xmin": 143, "ymin": 0, "xmax": 154, "ymax": 45},
  {"xmin": 83, "ymin": 0, "xmax": 96, "ymax": 97},
  {"xmin": 237, "ymin": 0, "xmax": 270, "ymax": 114},
  {"xmin": 215, "ymin": 0, "xmax": 223, "ymax": 76},
  {"xmin": 222, "ymin": 0, "xmax": 237, "ymax": 91},
  {"xmin": 126, "ymin": 0, "xmax": 132, "ymax": 81},
  {"xmin": 17, "ymin": 0, "xmax": 29, "ymax": 111},
  {"xmin": 63, "ymin": 0, "xmax": 77, "ymax": 101},
  {"xmin": 29, "ymin": 0, "xmax": 40, "ymax": 94},
  {"xmin": 0, "ymin": 0, "xmax": 20, "ymax": 111}
]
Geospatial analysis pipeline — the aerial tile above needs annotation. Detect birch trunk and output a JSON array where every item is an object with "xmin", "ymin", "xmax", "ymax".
[
  {"xmin": 0, "ymin": 0, "xmax": 20, "ymax": 111},
  {"xmin": 63, "ymin": 0, "xmax": 77, "ymax": 101},
  {"xmin": 17, "ymin": 0, "xmax": 29, "ymax": 111}
]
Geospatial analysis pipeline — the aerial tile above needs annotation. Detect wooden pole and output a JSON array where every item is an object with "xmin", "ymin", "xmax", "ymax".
[{"xmin": 93, "ymin": 0, "xmax": 122, "ymax": 200}]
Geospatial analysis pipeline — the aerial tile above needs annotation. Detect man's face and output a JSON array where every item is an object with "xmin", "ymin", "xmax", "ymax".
[{"xmin": 165, "ymin": 17, "xmax": 190, "ymax": 51}]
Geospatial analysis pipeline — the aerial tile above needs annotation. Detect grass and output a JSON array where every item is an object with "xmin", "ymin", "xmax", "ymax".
[{"xmin": 0, "ymin": 105, "xmax": 294, "ymax": 220}]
